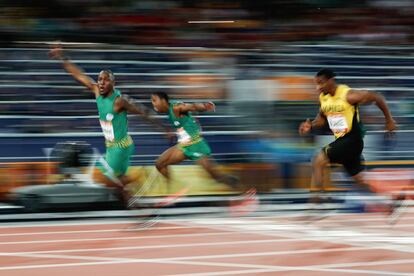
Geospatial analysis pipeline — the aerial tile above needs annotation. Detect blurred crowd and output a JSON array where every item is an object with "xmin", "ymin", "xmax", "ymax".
[
  {"xmin": 2, "ymin": 0, "xmax": 414, "ymax": 47},
  {"xmin": 1, "ymin": 45, "xmax": 414, "ymax": 137}
]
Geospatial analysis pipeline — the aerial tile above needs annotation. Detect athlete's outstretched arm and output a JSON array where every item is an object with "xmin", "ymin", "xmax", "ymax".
[
  {"xmin": 299, "ymin": 110, "xmax": 327, "ymax": 136},
  {"xmin": 347, "ymin": 89, "xmax": 396, "ymax": 132},
  {"xmin": 115, "ymin": 96, "xmax": 173, "ymax": 136},
  {"xmin": 49, "ymin": 45, "xmax": 99, "ymax": 96},
  {"xmin": 174, "ymin": 102, "xmax": 215, "ymax": 114}
]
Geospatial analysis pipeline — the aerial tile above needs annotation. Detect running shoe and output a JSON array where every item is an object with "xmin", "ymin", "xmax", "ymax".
[{"xmin": 229, "ymin": 188, "xmax": 259, "ymax": 216}]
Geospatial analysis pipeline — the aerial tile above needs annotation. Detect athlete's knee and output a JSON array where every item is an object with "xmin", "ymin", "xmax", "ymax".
[
  {"xmin": 352, "ymin": 172, "xmax": 369, "ymax": 187},
  {"xmin": 196, "ymin": 156, "xmax": 210, "ymax": 167},
  {"xmin": 155, "ymin": 158, "xmax": 166, "ymax": 172},
  {"xmin": 119, "ymin": 175, "xmax": 132, "ymax": 186}
]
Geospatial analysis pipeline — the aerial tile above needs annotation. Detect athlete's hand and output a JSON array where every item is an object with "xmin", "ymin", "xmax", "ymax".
[
  {"xmin": 48, "ymin": 44, "xmax": 64, "ymax": 60},
  {"xmin": 204, "ymin": 102, "xmax": 215, "ymax": 112},
  {"xmin": 299, "ymin": 119, "xmax": 312, "ymax": 136},
  {"xmin": 385, "ymin": 118, "xmax": 397, "ymax": 132},
  {"xmin": 384, "ymin": 118, "xmax": 397, "ymax": 140}
]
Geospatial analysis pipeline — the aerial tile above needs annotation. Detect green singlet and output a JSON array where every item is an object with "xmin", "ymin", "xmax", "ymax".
[
  {"xmin": 96, "ymin": 89, "xmax": 135, "ymax": 179},
  {"xmin": 168, "ymin": 101, "xmax": 211, "ymax": 160}
]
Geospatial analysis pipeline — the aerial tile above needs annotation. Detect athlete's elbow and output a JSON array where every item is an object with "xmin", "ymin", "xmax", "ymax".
[
  {"xmin": 372, "ymin": 92, "xmax": 387, "ymax": 106},
  {"xmin": 155, "ymin": 159, "xmax": 165, "ymax": 172}
]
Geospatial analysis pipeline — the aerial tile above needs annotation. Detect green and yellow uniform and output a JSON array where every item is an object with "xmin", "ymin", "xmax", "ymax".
[
  {"xmin": 320, "ymin": 84, "xmax": 365, "ymax": 176},
  {"xmin": 168, "ymin": 101, "xmax": 211, "ymax": 160},
  {"xmin": 96, "ymin": 89, "xmax": 135, "ymax": 179}
]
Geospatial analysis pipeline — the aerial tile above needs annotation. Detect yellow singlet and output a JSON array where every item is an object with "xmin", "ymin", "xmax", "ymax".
[{"xmin": 320, "ymin": 84, "xmax": 360, "ymax": 139}]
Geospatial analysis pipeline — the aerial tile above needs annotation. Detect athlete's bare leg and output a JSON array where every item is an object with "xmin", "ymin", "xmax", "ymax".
[
  {"xmin": 103, "ymin": 174, "xmax": 136, "ymax": 208},
  {"xmin": 311, "ymin": 151, "xmax": 330, "ymax": 202},
  {"xmin": 351, "ymin": 173, "xmax": 376, "ymax": 193},
  {"xmin": 352, "ymin": 171, "xmax": 397, "ymax": 215},
  {"xmin": 196, "ymin": 156, "xmax": 239, "ymax": 189},
  {"xmin": 119, "ymin": 175, "xmax": 134, "ymax": 186},
  {"xmin": 155, "ymin": 146, "xmax": 187, "ymax": 192},
  {"xmin": 91, "ymin": 169, "xmax": 137, "ymax": 208}
]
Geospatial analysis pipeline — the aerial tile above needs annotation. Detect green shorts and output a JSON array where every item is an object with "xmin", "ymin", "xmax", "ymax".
[
  {"xmin": 97, "ymin": 143, "xmax": 135, "ymax": 180},
  {"xmin": 178, "ymin": 139, "xmax": 211, "ymax": 161}
]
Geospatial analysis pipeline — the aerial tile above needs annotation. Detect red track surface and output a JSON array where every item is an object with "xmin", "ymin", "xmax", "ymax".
[{"xmin": 0, "ymin": 211, "xmax": 413, "ymax": 276}]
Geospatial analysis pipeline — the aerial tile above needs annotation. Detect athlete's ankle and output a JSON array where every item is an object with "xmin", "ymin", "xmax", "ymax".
[{"xmin": 218, "ymin": 175, "xmax": 239, "ymax": 189}]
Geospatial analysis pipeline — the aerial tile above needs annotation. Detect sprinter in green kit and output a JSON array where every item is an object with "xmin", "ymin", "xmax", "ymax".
[
  {"xmin": 49, "ymin": 45, "xmax": 170, "ymax": 198},
  {"xmin": 151, "ymin": 92, "xmax": 251, "ymax": 193}
]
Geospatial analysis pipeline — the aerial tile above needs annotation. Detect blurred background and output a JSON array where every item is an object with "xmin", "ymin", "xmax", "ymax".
[{"xmin": 0, "ymin": 0, "xmax": 413, "ymax": 211}]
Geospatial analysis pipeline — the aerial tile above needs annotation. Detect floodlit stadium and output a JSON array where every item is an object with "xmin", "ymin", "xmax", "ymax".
[{"xmin": 0, "ymin": 1, "xmax": 413, "ymax": 275}]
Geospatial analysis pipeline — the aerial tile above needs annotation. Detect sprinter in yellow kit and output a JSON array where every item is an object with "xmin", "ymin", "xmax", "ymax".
[{"xmin": 299, "ymin": 69, "xmax": 400, "ymax": 216}]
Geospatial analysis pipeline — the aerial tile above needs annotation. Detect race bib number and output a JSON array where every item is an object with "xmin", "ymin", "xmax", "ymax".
[
  {"xmin": 327, "ymin": 114, "xmax": 348, "ymax": 135},
  {"xmin": 100, "ymin": 120, "xmax": 115, "ymax": 141},
  {"xmin": 177, "ymin": 127, "xmax": 191, "ymax": 144}
]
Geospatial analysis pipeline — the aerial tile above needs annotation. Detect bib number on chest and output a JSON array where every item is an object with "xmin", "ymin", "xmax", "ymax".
[
  {"xmin": 100, "ymin": 120, "xmax": 115, "ymax": 141},
  {"xmin": 327, "ymin": 114, "xmax": 348, "ymax": 136},
  {"xmin": 177, "ymin": 127, "xmax": 191, "ymax": 144}
]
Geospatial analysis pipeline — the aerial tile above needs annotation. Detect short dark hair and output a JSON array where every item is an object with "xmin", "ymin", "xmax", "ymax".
[
  {"xmin": 316, "ymin": 68, "xmax": 336, "ymax": 79},
  {"xmin": 100, "ymin": 69, "xmax": 115, "ymax": 81},
  {"xmin": 152, "ymin": 91, "xmax": 169, "ymax": 103}
]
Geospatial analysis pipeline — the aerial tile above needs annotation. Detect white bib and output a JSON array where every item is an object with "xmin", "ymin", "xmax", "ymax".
[
  {"xmin": 177, "ymin": 127, "xmax": 191, "ymax": 144},
  {"xmin": 327, "ymin": 114, "xmax": 348, "ymax": 136},
  {"xmin": 100, "ymin": 120, "xmax": 115, "ymax": 141}
]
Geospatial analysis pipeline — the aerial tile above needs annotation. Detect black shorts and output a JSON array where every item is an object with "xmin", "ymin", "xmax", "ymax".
[{"xmin": 322, "ymin": 134, "xmax": 364, "ymax": 176}]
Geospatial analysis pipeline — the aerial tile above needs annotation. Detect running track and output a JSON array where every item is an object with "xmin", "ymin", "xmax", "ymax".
[{"xmin": 0, "ymin": 211, "xmax": 413, "ymax": 276}]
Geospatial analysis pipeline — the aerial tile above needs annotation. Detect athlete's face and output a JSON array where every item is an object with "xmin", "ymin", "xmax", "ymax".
[
  {"xmin": 315, "ymin": 75, "xmax": 335, "ymax": 95},
  {"xmin": 151, "ymin": 95, "xmax": 168, "ymax": 113},
  {"xmin": 97, "ymin": 71, "xmax": 114, "ymax": 96}
]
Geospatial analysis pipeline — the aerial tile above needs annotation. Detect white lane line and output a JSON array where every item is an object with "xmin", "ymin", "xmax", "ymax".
[
  {"xmin": 1, "ymin": 252, "xmax": 130, "ymax": 262},
  {"xmin": 0, "ymin": 246, "xmax": 370, "ymax": 271},
  {"xmin": 2, "ymin": 218, "xmax": 413, "ymax": 275},
  {"xmin": 169, "ymin": 266, "xmax": 414, "ymax": 276},
  {"xmin": 270, "ymin": 216, "xmax": 414, "ymax": 236},
  {"xmin": 0, "ymin": 229, "xmax": 122, "ymax": 237},
  {"xmin": 9, "ymin": 251, "xmax": 408, "ymax": 276},
  {"xmin": 169, "ymin": 257, "xmax": 414, "ymax": 276},
  {"xmin": 166, "ymin": 259, "xmax": 396, "ymax": 275},
  {"xmin": 315, "ymin": 220, "xmax": 414, "ymax": 230},
  {"xmin": 0, "ymin": 238, "xmax": 297, "ymax": 256},
  {"xmin": 0, "ymin": 237, "xmax": 297, "ymax": 255},
  {"xmin": 0, "ymin": 210, "xmax": 411, "ymax": 229},
  {"xmin": 145, "ymin": 247, "xmax": 380, "ymax": 262},
  {"xmin": 324, "ymin": 258, "xmax": 414, "ymax": 269},
  {"xmin": 0, "ymin": 253, "xmax": 288, "ymax": 271},
  {"xmin": 0, "ymin": 219, "xmax": 137, "ymax": 228},
  {"xmin": 0, "ymin": 260, "xmax": 133, "ymax": 271},
  {"xmin": 1, "ymin": 216, "xmax": 413, "ymax": 275},
  {"xmin": 313, "ymin": 267, "xmax": 414, "ymax": 276},
  {"xmin": 179, "ymin": 258, "xmax": 414, "ymax": 271},
  {"xmin": 0, "ymin": 231, "xmax": 241, "ymax": 245},
  {"xmin": 0, "ymin": 225, "xmax": 194, "ymax": 237},
  {"xmin": 0, "ymin": 216, "xmax": 282, "ymax": 229},
  {"xmin": 255, "ymin": 209, "xmax": 413, "ymax": 218},
  {"xmin": 0, "ymin": 218, "xmax": 205, "ymax": 229},
  {"xmin": 182, "ymin": 219, "xmax": 414, "ymax": 253}
]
